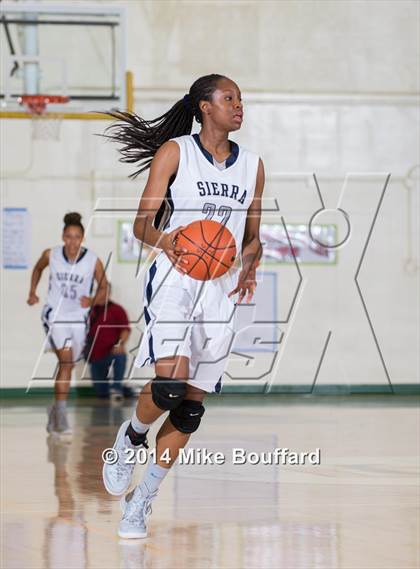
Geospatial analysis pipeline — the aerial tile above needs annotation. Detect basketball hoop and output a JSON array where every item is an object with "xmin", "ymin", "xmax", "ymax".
[{"xmin": 18, "ymin": 95, "xmax": 70, "ymax": 141}]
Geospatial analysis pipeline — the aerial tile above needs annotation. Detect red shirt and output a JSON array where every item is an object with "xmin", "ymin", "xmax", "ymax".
[{"xmin": 87, "ymin": 301, "xmax": 130, "ymax": 362}]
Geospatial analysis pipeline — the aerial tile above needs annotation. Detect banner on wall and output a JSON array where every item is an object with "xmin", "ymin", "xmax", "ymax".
[
  {"xmin": 261, "ymin": 223, "xmax": 337, "ymax": 264},
  {"xmin": 2, "ymin": 208, "xmax": 31, "ymax": 269},
  {"xmin": 117, "ymin": 220, "xmax": 338, "ymax": 265}
]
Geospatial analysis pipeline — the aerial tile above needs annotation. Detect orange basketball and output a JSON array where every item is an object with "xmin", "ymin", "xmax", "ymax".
[{"xmin": 175, "ymin": 220, "xmax": 237, "ymax": 281}]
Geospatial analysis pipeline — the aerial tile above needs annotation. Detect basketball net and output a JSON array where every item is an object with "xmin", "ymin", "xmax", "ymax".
[{"xmin": 19, "ymin": 95, "xmax": 70, "ymax": 141}]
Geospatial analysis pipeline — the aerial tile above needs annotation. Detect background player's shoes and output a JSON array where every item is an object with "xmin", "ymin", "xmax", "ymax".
[
  {"xmin": 118, "ymin": 485, "xmax": 157, "ymax": 539},
  {"xmin": 102, "ymin": 420, "xmax": 149, "ymax": 496},
  {"xmin": 55, "ymin": 407, "xmax": 72, "ymax": 436},
  {"xmin": 47, "ymin": 404, "xmax": 72, "ymax": 438},
  {"xmin": 46, "ymin": 405, "xmax": 56, "ymax": 434}
]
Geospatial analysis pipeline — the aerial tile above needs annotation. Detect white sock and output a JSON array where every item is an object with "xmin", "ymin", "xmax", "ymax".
[
  {"xmin": 140, "ymin": 462, "xmax": 170, "ymax": 495},
  {"xmin": 55, "ymin": 400, "xmax": 66, "ymax": 411},
  {"xmin": 130, "ymin": 410, "xmax": 151, "ymax": 434}
]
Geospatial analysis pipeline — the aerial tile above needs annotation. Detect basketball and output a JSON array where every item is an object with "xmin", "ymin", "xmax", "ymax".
[{"xmin": 174, "ymin": 219, "xmax": 237, "ymax": 280}]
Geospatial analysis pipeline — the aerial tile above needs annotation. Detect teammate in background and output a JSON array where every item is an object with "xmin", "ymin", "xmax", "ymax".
[
  {"xmin": 27, "ymin": 212, "xmax": 108, "ymax": 436},
  {"xmin": 102, "ymin": 74, "xmax": 264, "ymax": 539}
]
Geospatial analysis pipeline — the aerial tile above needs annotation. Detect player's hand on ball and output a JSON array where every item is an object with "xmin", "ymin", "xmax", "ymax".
[
  {"xmin": 27, "ymin": 292, "xmax": 39, "ymax": 306},
  {"xmin": 161, "ymin": 226, "xmax": 189, "ymax": 274},
  {"xmin": 228, "ymin": 263, "xmax": 258, "ymax": 304}
]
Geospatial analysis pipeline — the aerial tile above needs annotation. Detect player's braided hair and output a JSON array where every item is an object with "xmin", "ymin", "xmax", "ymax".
[
  {"xmin": 103, "ymin": 73, "xmax": 228, "ymax": 178},
  {"xmin": 63, "ymin": 212, "xmax": 84, "ymax": 234}
]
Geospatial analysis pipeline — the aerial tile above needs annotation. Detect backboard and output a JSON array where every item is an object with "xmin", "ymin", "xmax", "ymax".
[{"xmin": 0, "ymin": 2, "xmax": 130, "ymax": 118}]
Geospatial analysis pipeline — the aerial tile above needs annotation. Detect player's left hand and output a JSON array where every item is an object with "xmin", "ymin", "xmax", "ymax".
[
  {"xmin": 80, "ymin": 296, "xmax": 92, "ymax": 308},
  {"xmin": 228, "ymin": 261, "xmax": 259, "ymax": 304}
]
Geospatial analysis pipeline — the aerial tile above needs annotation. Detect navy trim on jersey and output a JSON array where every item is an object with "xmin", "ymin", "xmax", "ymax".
[
  {"xmin": 42, "ymin": 305, "xmax": 52, "ymax": 322},
  {"xmin": 42, "ymin": 307, "xmax": 58, "ymax": 350},
  {"xmin": 154, "ymin": 174, "xmax": 176, "ymax": 231},
  {"xmin": 148, "ymin": 333, "xmax": 155, "ymax": 363},
  {"xmin": 145, "ymin": 260, "xmax": 157, "ymax": 363},
  {"xmin": 226, "ymin": 142, "xmax": 239, "ymax": 167},
  {"xmin": 214, "ymin": 375, "xmax": 222, "ymax": 393},
  {"xmin": 153, "ymin": 198, "xmax": 165, "ymax": 230},
  {"xmin": 43, "ymin": 324, "xmax": 58, "ymax": 351},
  {"xmin": 144, "ymin": 307, "xmax": 151, "ymax": 326},
  {"xmin": 192, "ymin": 134, "xmax": 239, "ymax": 169},
  {"xmin": 146, "ymin": 260, "xmax": 157, "ymax": 305},
  {"xmin": 62, "ymin": 246, "xmax": 88, "ymax": 265},
  {"xmin": 89, "ymin": 274, "xmax": 95, "ymax": 296},
  {"xmin": 162, "ymin": 185, "xmax": 174, "ymax": 230}
]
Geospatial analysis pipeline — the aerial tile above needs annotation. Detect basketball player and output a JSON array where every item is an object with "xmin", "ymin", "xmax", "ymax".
[
  {"xmin": 27, "ymin": 212, "xmax": 108, "ymax": 436},
  {"xmin": 102, "ymin": 74, "xmax": 264, "ymax": 538}
]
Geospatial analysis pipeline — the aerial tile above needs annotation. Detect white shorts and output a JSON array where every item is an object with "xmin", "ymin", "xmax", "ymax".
[
  {"xmin": 135, "ymin": 252, "xmax": 239, "ymax": 393},
  {"xmin": 42, "ymin": 305, "xmax": 87, "ymax": 362}
]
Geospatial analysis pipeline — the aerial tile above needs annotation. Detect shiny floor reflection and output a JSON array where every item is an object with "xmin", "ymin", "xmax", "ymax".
[{"xmin": 1, "ymin": 395, "xmax": 419, "ymax": 568}]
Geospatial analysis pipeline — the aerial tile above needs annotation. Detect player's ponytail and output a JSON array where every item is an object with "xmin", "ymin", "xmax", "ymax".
[
  {"xmin": 103, "ymin": 73, "xmax": 227, "ymax": 178},
  {"xmin": 63, "ymin": 212, "xmax": 84, "ymax": 234}
]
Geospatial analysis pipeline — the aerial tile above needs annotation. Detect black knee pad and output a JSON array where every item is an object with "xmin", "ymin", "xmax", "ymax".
[
  {"xmin": 169, "ymin": 399, "xmax": 205, "ymax": 434},
  {"xmin": 151, "ymin": 376, "xmax": 187, "ymax": 411}
]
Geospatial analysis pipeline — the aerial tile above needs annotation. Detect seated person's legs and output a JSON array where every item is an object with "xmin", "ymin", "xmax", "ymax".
[
  {"xmin": 90, "ymin": 355, "xmax": 113, "ymax": 398},
  {"xmin": 111, "ymin": 352, "xmax": 127, "ymax": 395}
]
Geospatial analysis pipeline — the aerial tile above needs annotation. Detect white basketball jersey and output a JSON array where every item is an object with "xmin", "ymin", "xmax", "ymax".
[
  {"xmin": 153, "ymin": 134, "xmax": 260, "ymax": 269},
  {"xmin": 45, "ymin": 246, "xmax": 97, "ymax": 320}
]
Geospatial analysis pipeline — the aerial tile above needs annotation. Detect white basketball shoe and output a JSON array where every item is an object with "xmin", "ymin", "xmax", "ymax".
[
  {"xmin": 46, "ymin": 405, "xmax": 56, "ymax": 434},
  {"xmin": 55, "ymin": 405, "xmax": 72, "ymax": 436},
  {"xmin": 47, "ymin": 404, "xmax": 72, "ymax": 437},
  {"xmin": 102, "ymin": 420, "xmax": 149, "ymax": 496}
]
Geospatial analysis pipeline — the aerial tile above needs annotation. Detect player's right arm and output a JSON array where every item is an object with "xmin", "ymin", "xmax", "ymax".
[
  {"xmin": 133, "ymin": 141, "xmax": 188, "ymax": 273},
  {"xmin": 27, "ymin": 248, "xmax": 50, "ymax": 305}
]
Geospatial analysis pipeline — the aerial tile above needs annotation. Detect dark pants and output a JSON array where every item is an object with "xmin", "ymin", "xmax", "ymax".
[{"xmin": 90, "ymin": 353, "xmax": 126, "ymax": 398}]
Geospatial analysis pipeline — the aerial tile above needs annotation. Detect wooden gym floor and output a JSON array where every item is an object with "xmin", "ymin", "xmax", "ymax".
[{"xmin": 1, "ymin": 395, "xmax": 419, "ymax": 569}]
